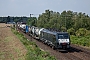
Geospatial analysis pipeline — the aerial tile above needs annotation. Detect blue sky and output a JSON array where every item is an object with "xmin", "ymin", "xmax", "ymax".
[{"xmin": 0, "ymin": 0, "xmax": 90, "ymax": 17}]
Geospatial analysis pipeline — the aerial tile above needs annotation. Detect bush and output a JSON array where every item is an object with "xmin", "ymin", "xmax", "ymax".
[
  {"xmin": 75, "ymin": 28, "xmax": 87, "ymax": 37},
  {"xmin": 70, "ymin": 35, "xmax": 90, "ymax": 47},
  {"xmin": 86, "ymin": 30, "xmax": 90, "ymax": 36},
  {"xmin": 67, "ymin": 28, "xmax": 75, "ymax": 35}
]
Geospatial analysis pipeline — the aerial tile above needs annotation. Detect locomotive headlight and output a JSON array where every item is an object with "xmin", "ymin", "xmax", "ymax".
[{"xmin": 67, "ymin": 42, "xmax": 70, "ymax": 44}]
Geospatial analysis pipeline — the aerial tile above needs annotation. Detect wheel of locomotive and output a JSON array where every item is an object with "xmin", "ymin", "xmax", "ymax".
[
  {"xmin": 52, "ymin": 46, "xmax": 56, "ymax": 50},
  {"xmin": 49, "ymin": 44, "xmax": 52, "ymax": 48}
]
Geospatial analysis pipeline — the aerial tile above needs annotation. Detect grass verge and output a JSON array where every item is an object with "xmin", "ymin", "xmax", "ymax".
[
  {"xmin": 11, "ymin": 28, "xmax": 56, "ymax": 60},
  {"xmin": 70, "ymin": 35, "xmax": 90, "ymax": 47}
]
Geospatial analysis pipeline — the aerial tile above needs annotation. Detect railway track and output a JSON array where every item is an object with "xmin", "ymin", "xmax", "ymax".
[
  {"xmin": 18, "ymin": 29, "xmax": 90, "ymax": 60},
  {"xmin": 71, "ymin": 44, "xmax": 90, "ymax": 55}
]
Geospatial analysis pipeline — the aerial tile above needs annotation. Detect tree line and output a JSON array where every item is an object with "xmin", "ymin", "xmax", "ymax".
[
  {"xmin": 32, "ymin": 10, "xmax": 90, "ymax": 36},
  {"xmin": 0, "ymin": 16, "xmax": 29, "ymax": 23}
]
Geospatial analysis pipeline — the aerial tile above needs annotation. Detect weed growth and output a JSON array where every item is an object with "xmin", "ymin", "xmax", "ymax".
[{"xmin": 11, "ymin": 28, "xmax": 56, "ymax": 60}]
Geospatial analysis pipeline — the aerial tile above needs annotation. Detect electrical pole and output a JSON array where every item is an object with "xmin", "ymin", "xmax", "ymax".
[
  {"xmin": 30, "ymin": 14, "xmax": 33, "ymax": 41},
  {"xmin": 30, "ymin": 14, "xmax": 33, "ymax": 17},
  {"xmin": 29, "ymin": 14, "xmax": 33, "ymax": 25}
]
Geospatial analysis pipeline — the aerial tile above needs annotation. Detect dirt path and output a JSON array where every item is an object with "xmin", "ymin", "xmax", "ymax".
[{"xmin": 0, "ymin": 23, "xmax": 27, "ymax": 60}]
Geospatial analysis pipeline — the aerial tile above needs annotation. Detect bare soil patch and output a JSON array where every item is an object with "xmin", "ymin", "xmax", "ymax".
[{"xmin": 0, "ymin": 23, "xmax": 27, "ymax": 60}]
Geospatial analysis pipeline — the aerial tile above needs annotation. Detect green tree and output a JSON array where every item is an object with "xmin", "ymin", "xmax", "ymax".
[{"xmin": 27, "ymin": 17, "xmax": 37, "ymax": 26}]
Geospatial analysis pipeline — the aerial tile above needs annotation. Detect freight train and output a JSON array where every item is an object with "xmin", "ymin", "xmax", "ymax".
[{"xmin": 16, "ymin": 22, "xmax": 70, "ymax": 50}]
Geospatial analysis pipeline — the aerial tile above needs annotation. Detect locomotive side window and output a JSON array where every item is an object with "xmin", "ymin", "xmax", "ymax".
[
  {"xmin": 44, "ymin": 32, "xmax": 47, "ymax": 39},
  {"xmin": 49, "ymin": 34, "xmax": 53, "ymax": 41},
  {"xmin": 52, "ymin": 35, "xmax": 56, "ymax": 42},
  {"xmin": 42, "ymin": 32, "xmax": 44, "ymax": 38}
]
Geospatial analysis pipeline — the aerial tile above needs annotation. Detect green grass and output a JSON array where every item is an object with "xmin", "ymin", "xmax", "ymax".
[
  {"xmin": 70, "ymin": 35, "xmax": 90, "ymax": 47},
  {"xmin": 11, "ymin": 28, "xmax": 56, "ymax": 60}
]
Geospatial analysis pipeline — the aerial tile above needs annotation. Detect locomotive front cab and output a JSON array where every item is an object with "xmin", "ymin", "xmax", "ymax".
[{"xmin": 57, "ymin": 33, "xmax": 70, "ymax": 49}]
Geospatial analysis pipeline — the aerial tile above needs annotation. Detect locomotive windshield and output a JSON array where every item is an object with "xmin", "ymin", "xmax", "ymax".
[{"xmin": 58, "ymin": 34, "xmax": 69, "ymax": 39}]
